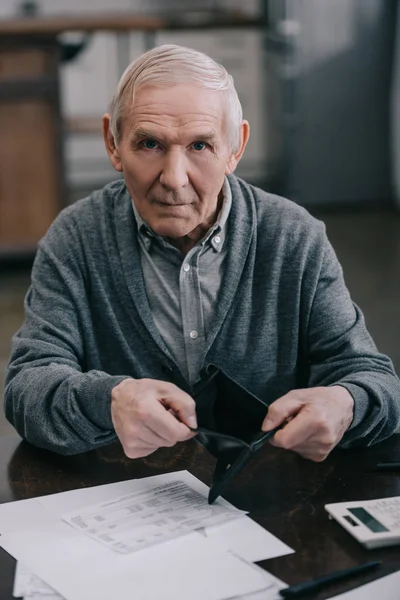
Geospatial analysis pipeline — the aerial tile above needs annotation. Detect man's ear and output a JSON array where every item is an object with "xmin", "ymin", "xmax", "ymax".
[
  {"xmin": 102, "ymin": 114, "xmax": 123, "ymax": 172},
  {"xmin": 225, "ymin": 120, "xmax": 250, "ymax": 175}
]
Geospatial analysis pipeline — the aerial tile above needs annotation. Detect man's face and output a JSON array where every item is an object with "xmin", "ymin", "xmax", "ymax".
[{"xmin": 104, "ymin": 84, "xmax": 246, "ymax": 240}]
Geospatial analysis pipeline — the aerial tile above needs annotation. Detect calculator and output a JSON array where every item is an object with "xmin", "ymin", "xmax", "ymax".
[{"xmin": 325, "ymin": 496, "xmax": 400, "ymax": 549}]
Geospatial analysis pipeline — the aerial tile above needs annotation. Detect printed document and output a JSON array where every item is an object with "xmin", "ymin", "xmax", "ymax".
[{"xmin": 62, "ymin": 478, "xmax": 245, "ymax": 553}]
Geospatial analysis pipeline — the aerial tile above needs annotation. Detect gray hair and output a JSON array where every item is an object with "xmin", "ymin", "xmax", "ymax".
[{"xmin": 108, "ymin": 44, "xmax": 243, "ymax": 151}]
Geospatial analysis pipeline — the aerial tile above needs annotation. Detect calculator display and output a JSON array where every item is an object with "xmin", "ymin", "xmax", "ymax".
[{"xmin": 348, "ymin": 507, "xmax": 389, "ymax": 533}]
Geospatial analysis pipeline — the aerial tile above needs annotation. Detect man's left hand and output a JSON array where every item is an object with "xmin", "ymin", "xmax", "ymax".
[{"xmin": 261, "ymin": 386, "xmax": 354, "ymax": 462}]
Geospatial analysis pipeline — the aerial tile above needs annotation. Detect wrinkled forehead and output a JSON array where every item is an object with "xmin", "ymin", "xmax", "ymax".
[{"xmin": 122, "ymin": 83, "xmax": 230, "ymax": 140}]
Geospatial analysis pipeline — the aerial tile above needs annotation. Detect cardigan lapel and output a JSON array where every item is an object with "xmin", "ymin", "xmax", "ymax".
[
  {"xmin": 112, "ymin": 182, "xmax": 176, "ymax": 363},
  {"xmin": 202, "ymin": 175, "xmax": 256, "ymax": 362}
]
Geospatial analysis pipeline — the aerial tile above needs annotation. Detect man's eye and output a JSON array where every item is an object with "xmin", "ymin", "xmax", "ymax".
[
  {"xmin": 192, "ymin": 141, "xmax": 208, "ymax": 151},
  {"xmin": 142, "ymin": 139, "xmax": 159, "ymax": 150}
]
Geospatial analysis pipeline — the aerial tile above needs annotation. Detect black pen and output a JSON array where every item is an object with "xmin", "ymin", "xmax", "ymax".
[
  {"xmin": 279, "ymin": 560, "xmax": 381, "ymax": 598},
  {"xmin": 376, "ymin": 462, "xmax": 400, "ymax": 471}
]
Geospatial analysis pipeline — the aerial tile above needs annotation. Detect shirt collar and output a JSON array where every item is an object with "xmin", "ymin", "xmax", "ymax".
[
  {"xmin": 131, "ymin": 201, "xmax": 154, "ymax": 252},
  {"xmin": 131, "ymin": 177, "xmax": 232, "ymax": 254},
  {"xmin": 199, "ymin": 177, "xmax": 231, "ymax": 253}
]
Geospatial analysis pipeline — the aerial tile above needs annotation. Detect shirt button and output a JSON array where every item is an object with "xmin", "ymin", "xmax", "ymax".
[
  {"xmin": 189, "ymin": 330, "xmax": 199, "ymax": 340},
  {"xmin": 183, "ymin": 263, "xmax": 190, "ymax": 272},
  {"xmin": 214, "ymin": 236, "xmax": 221, "ymax": 244}
]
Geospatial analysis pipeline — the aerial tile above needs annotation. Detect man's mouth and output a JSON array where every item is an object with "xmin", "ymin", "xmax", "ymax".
[{"xmin": 155, "ymin": 200, "xmax": 191, "ymax": 207}]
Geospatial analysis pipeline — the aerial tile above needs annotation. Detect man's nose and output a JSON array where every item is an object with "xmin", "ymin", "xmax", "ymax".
[{"xmin": 159, "ymin": 149, "xmax": 189, "ymax": 190}]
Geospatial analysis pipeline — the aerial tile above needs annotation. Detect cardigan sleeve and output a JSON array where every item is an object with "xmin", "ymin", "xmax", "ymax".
[
  {"xmin": 4, "ymin": 209, "xmax": 128, "ymax": 455},
  {"xmin": 306, "ymin": 229, "xmax": 400, "ymax": 447}
]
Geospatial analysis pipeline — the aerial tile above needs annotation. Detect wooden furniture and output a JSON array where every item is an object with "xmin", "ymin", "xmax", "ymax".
[
  {"xmin": 0, "ymin": 35, "xmax": 63, "ymax": 255},
  {"xmin": 0, "ymin": 434, "xmax": 400, "ymax": 599},
  {"xmin": 0, "ymin": 12, "xmax": 264, "ymax": 36},
  {"xmin": 0, "ymin": 11, "xmax": 265, "ymax": 257}
]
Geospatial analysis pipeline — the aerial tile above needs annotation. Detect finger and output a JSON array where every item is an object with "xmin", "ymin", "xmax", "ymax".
[
  {"xmin": 273, "ymin": 438, "xmax": 330, "ymax": 462},
  {"xmin": 123, "ymin": 444, "xmax": 158, "ymax": 459},
  {"xmin": 160, "ymin": 389, "xmax": 197, "ymax": 429},
  {"xmin": 140, "ymin": 423, "xmax": 196, "ymax": 447},
  {"xmin": 298, "ymin": 447, "xmax": 330, "ymax": 462},
  {"xmin": 262, "ymin": 393, "xmax": 305, "ymax": 431},
  {"xmin": 271, "ymin": 407, "xmax": 315, "ymax": 450},
  {"xmin": 146, "ymin": 400, "xmax": 195, "ymax": 443},
  {"xmin": 136, "ymin": 428, "xmax": 174, "ymax": 447}
]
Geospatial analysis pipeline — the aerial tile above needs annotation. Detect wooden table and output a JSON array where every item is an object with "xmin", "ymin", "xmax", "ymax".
[{"xmin": 0, "ymin": 434, "xmax": 399, "ymax": 599}]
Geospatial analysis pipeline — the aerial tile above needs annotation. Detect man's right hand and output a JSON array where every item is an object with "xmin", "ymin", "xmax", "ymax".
[{"xmin": 111, "ymin": 378, "xmax": 197, "ymax": 458}]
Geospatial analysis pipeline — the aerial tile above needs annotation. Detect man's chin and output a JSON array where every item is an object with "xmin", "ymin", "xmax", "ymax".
[{"xmin": 151, "ymin": 222, "xmax": 194, "ymax": 240}]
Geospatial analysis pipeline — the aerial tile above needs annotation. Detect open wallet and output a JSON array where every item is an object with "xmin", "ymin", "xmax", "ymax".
[{"xmin": 191, "ymin": 366, "xmax": 281, "ymax": 504}]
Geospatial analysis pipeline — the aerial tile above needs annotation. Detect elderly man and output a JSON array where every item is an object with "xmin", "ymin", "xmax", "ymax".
[{"xmin": 4, "ymin": 45, "xmax": 400, "ymax": 459}]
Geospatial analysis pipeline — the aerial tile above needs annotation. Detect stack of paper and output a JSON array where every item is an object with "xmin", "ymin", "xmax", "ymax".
[{"xmin": 0, "ymin": 470, "xmax": 293, "ymax": 600}]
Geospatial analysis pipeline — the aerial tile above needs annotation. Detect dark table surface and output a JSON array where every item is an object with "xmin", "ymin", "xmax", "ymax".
[{"xmin": 0, "ymin": 434, "xmax": 400, "ymax": 600}]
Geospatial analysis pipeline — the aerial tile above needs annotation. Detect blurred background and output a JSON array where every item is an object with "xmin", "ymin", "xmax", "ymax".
[{"xmin": 1, "ymin": 0, "xmax": 400, "ymax": 435}]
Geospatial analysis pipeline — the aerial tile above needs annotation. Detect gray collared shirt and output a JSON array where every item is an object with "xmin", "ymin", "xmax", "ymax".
[{"xmin": 132, "ymin": 178, "xmax": 231, "ymax": 384}]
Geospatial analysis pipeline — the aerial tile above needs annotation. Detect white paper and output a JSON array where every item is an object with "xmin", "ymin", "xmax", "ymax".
[
  {"xmin": 16, "ymin": 560, "xmax": 285, "ymax": 600},
  {"xmin": 13, "ymin": 562, "xmax": 62, "ymax": 600},
  {"xmin": 62, "ymin": 478, "xmax": 245, "ymax": 554},
  {"xmin": 24, "ymin": 572, "xmax": 62, "ymax": 600},
  {"xmin": 231, "ymin": 561, "xmax": 287, "ymax": 600},
  {"xmin": 2, "ymin": 526, "xmax": 266, "ymax": 600},
  {"xmin": 13, "ymin": 562, "xmax": 31, "ymax": 598},
  {"xmin": 0, "ymin": 498, "xmax": 52, "ymax": 536},
  {"xmin": 3, "ymin": 470, "xmax": 293, "ymax": 600},
  {"xmin": 25, "ymin": 591, "xmax": 62, "ymax": 600},
  {"xmin": 327, "ymin": 570, "xmax": 400, "ymax": 599},
  {"xmin": 204, "ymin": 516, "xmax": 293, "ymax": 562}
]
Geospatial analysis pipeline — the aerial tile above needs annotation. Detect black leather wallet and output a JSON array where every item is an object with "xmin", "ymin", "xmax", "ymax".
[{"xmin": 191, "ymin": 366, "xmax": 280, "ymax": 504}]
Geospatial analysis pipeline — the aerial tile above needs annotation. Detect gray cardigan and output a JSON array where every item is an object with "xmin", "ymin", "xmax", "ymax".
[{"xmin": 4, "ymin": 176, "xmax": 400, "ymax": 454}]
